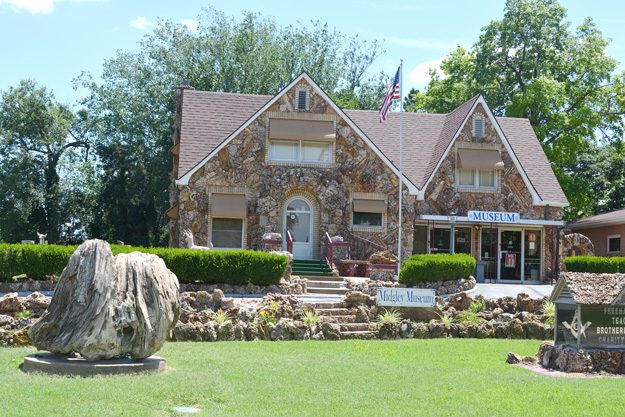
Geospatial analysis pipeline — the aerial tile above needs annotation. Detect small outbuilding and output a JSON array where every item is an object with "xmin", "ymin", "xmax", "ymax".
[
  {"xmin": 550, "ymin": 272, "xmax": 625, "ymax": 349},
  {"xmin": 568, "ymin": 208, "xmax": 625, "ymax": 256}
]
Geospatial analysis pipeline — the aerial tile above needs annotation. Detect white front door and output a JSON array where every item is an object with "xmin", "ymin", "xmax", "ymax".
[{"xmin": 284, "ymin": 197, "xmax": 313, "ymax": 259}]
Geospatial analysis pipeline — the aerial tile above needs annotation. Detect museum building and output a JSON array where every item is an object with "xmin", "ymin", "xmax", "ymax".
[{"xmin": 166, "ymin": 73, "xmax": 568, "ymax": 283}]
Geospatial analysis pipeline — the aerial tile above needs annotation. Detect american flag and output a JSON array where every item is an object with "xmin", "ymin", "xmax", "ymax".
[{"xmin": 379, "ymin": 66, "xmax": 401, "ymax": 123}]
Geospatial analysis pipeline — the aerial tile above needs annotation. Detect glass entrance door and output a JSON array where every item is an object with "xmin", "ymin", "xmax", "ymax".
[{"xmin": 499, "ymin": 230, "xmax": 522, "ymax": 280}]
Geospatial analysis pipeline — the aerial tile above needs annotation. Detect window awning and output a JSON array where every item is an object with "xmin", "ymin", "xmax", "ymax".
[
  {"xmin": 353, "ymin": 199, "xmax": 386, "ymax": 213},
  {"xmin": 269, "ymin": 119, "xmax": 335, "ymax": 142},
  {"xmin": 458, "ymin": 148, "xmax": 504, "ymax": 170},
  {"xmin": 212, "ymin": 193, "xmax": 246, "ymax": 218}
]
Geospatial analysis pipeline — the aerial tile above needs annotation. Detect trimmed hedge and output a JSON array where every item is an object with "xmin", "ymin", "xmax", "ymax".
[
  {"xmin": 564, "ymin": 256, "xmax": 625, "ymax": 273},
  {"xmin": 399, "ymin": 253, "xmax": 476, "ymax": 286},
  {"xmin": 0, "ymin": 243, "xmax": 288, "ymax": 286}
]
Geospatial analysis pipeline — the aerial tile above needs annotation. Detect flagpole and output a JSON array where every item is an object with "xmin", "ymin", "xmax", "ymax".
[{"xmin": 398, "ymin": 59, "xmax": 404, "ymax": 269}]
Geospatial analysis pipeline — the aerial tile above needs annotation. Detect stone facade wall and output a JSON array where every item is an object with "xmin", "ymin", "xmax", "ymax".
[
  {"xmin": 417, "ymin": 104, "xmax": 563, "ymax": 280},
  {"xmin": 173, "ymin": 79, "xmax": 415, "ymax": 259}
]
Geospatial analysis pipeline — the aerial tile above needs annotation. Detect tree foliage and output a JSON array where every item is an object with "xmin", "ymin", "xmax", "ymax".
[
  {"xmin": 408, "ymin": 0, "xmax": 625, "ymax": 218},
  {"xmin": 0, "ymin": 80, "xmax": 90, "ymax": 243},
  {"xmin": 76, "ymin": 8, "xmax": 386, "ymax": 245}
]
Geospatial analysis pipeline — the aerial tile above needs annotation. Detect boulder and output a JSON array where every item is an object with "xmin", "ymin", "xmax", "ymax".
[
  {"xmin": 516, "ymin": 293, "xmax": 543, "ymax": 314},
  {"xmin": 22, "ymin": 292, "xmax": 51, "ymax": 315},
  {"xmin": 506, "ymin": 352, "xmax": 522, "ymax": 364},
  {"xmin": 320, "ymin": 322, "xmax": 341, "ymax": 340},
  {"xmin": 368, "ymin": 250, "xmax": 397, "ymax": 264},
  {"xmin": 343, "ymin": 291, "xmax": 375, "ymax": 307},
  {"xmin": 446, "ymin": 292, "xmax": 472, "ymax": 311},
  {"xmin": 0, "ymin": 293, "xmax": 23, "ymax": 314},
  {"xmin": 28, "ymin": 240, "xmax": 180, "ymax": 360}
]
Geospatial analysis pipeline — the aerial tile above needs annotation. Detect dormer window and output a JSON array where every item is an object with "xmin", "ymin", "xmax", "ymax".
[
  {"xmin": 473, "ymin": 116, "xmax": 484, "ymax": 138},
  {"xmin": 297, "ymin": 88, "xmax": 307, "ymax": 111}
]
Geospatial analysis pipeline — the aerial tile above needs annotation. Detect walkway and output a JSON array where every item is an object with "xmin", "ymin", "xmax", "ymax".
[
  {"xmin": 469, "ymin": 283, "xmax": 553, "ymax": 300},
  {"xmin": 1, "ymin": 284, "xmax": 554, "ymax": 302}
]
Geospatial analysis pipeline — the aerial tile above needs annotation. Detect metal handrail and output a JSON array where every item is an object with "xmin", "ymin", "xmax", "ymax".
[
  {"xmin": 286, "ymin": 230, "xmax": 293, "ymax": 254},
  {"xmin": 324, "ymin": 232, "xmax": 334, "ymax": 270},
  {"xmin": 345, "ymin": 231, "xmax": 386, "ymax": 252}
]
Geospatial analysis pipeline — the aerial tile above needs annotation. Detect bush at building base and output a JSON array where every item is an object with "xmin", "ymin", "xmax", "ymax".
[
  {"xmin": 0, "ymin": 243, "xmax": 288, "ymax": 286},
  {"xmin": 399, "ymin": 253, "xmax": 476, "ymax": 286}
]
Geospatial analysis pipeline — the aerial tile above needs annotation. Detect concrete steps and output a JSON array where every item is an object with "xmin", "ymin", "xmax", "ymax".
[{"xmin": 307, "ymin": 301, "xmax": 377, "ymax": 340}]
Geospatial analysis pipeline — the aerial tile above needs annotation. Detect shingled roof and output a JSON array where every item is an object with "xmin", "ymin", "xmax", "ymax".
[
  {"xmin": 570, "ymin": 208, "xmax": 625, "ymax": 230},
  {"xmin": 176, "ymin": 84, "xmax": 567, "ymax": 205},
  {"xmin": 178, "ymin": 90, "xmax": 272, "ymax": 175},
  {"xmin": 552, "ymin": 273, "xmax": 625, "ymax": 305}
]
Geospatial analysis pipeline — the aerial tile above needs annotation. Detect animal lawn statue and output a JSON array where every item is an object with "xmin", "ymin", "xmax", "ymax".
[
  {"xmin": 182, "ymin": 229, "xmax": 213, "ymax": 250},
  {"xmin": 37, "ymin": 232, "xmax": 47, "ymax": 245}
]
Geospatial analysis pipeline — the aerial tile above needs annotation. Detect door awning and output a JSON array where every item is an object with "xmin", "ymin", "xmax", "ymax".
[
  {"xmin": 269, "ymin": 119, "xmax": 335, "ymax": 142},
  {"xmin": 212, "ymin": 193, "xmax": 246, "ymax": 218},
  {"xmin": 352, "ymin": 199, "xmax": 386, "ymax": 213},
  {"xmin": 458, "ymin": 148, "xmax": 504, "ymax": 170}
]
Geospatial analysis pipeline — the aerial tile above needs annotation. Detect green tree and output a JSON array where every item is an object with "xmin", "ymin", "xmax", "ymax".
[
  {"xmin": 77, "ymin": 8, "xmax": 385, "ymax": 245},
  {"xmin": 409, "ymin": 0, "xmax": 625, "ymax": 218},
  {"xmin": 0, "ymin": 80, "xmax": 89, "ymax": 243}
]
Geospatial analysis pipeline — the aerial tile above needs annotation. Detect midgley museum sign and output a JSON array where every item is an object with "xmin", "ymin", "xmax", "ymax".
[
  {"xmin": 376, "ymin": 288, "xmax": 436, "ymax": 308},
  {"xmin": 467, "ymin": 210, "xmax": 520, "ymax": 224}
]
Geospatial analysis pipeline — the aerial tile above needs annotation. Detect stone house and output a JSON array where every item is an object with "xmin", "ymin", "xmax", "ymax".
[
  {"xmin": 167, "ymin": 72, "xmax": 568, "ymax": 283},
  {"xmin": 568, "ymin": 208, "xmax": 625, "ymax": 256}
]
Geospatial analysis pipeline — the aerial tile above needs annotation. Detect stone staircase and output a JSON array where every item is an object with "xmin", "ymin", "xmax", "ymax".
[
  {"xmin": 292, "ymin": 259, "xmax": 351, "ymax": 295},
  {"xmin": 305, "ymin": 301, "xmax": 377, "ymax": 339}
]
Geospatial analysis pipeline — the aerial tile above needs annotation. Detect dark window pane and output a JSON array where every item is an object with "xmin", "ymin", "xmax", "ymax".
[
  {"xmin": 455, "ymin": 227, "xmax": 472, "ymax": 254},
  {"xmin": 212, "ymin": 218, "xmax": 243, "ymax": 248},
  {"xmin": 413, "ymin": 225, "xmax": 428, "ymax": 254},
  {"xmin": 353, "ymin": 212, "xmax": 382, "ymax": 227},
  {"xmin": 609, "ymin": 237, "xmax": 621, "ymax": 253},
  {"xmin": 430, "ymin": 228, "xmax": 450, "ymax": 253}
]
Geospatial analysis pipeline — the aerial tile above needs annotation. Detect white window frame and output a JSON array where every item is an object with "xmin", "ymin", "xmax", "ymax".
[
  {"xmin": 456, "ymin": 167, "xmax": 497, "ymax": 190},
  {"xmin": 268, "ymin": 139, "xmax": 333, "ymax": 165},
  {"xmin": 607, "ymin": 234, "xmax": 621, "ymax": 254},
  {"xmin": 211, "ymin": 217, "xmax": 245, "ymax": 250},
  {"xmin": 473, "ymin": 115, "xmax": 485, "ymax": 138}
]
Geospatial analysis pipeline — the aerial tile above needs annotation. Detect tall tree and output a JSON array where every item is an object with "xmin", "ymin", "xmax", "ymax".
[
  {"xmin": 408, "ymin": 0, "xmax": 625, "ymax": 218},
  {"xmin": 0, "ymin": 80, "xmax": 89, "ymax": 243},
  {"xmin": 77, "ymin": 8, "xmax": 385, "ymax": 245}
]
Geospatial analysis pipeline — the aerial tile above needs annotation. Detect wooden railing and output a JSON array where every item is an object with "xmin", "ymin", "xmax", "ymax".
[
  {"xmin": 286, "ymin": 230, "xmax": 293, "ymax": 254},
  {"xmin": 345, "ymin": 231, "xmax": 386, "ymax": 261}
]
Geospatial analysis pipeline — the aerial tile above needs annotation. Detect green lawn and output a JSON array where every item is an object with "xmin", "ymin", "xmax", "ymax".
[{"xmin": 1, "ymin": 340, "xmax": 624, "ymax": 417}]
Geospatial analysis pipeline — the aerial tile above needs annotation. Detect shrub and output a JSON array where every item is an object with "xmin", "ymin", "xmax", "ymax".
[
  {"xmin": 214, "ymin": 309, "xmax": 231, "ymax": 325},
  {"xmin": 376, "ymin": 309, "xmax": 401, "ymax": 326},
  {"xmin": 456, "ymin": 311, "xmax": 481, "ymax": 325},
  {"xmin": 541, "ymin": 301, "xmax": 555, "ymax": 326},
  {"xmin": 468, "ymin": 299, "xmax": 486, "ymax": 314},
  {"xmin": 399, "ymin": 253, "xmax": 476, "ymax": 286},
  {"xmin": 0, "ymin": 243, "xmax": 288, "ymax": 286},
  {"xmin": 302, "ymin": 309, "xmax": 320, "ymax": 326},
  {"xmin": 564, "ymin": 256, "xmax": 625, "ymax": 273}
]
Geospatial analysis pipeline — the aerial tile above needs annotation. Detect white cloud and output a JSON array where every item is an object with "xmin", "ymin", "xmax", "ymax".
[
  {"xmin": 0, "ymin": 0, "xmax": 54, "ymax": 13},
  {"xmin": 409, "ymin": 56, "xmax": 447, "ymax": 86},
  {"xmin": 180, "ymin": 18, "xmax": 198, "ymax": 32},
  {"xmin": 0, "ymin": 0, "xmax": 100, "ymax": 14},
  {"xmin": 129, "ymin": 16, "xmax": 155, "ymax": 30}
]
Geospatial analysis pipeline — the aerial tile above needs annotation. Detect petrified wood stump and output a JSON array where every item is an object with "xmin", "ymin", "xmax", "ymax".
[{"xmin": 28, "ymin": 240, "xmax": 180, "ymax": 360}]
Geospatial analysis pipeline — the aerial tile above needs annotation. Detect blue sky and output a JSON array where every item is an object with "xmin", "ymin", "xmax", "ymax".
[{"xmin": 1, "ymin": 0, "xmax": 623, "ymax": 105}]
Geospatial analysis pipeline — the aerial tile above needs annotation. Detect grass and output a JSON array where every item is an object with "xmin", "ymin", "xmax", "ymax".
[{"xmin": 2, "ymin": 340, "xmax": 625, "ymax": 416}]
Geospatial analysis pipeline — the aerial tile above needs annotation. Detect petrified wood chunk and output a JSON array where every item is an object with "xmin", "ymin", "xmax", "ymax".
[{"xmin": 29, "ymin": 240, "xmax": 179, "ymax": 360}]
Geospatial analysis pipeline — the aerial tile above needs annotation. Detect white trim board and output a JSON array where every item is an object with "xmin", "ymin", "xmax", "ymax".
[
  {"xmin": 417, "ymin": 95, "xmax": 566, "ymax": 207},
  {"xmin": 419, "ymin": 214, "xmax": 564, "ymax": 227},
  {"xmin": 175, "ymin": 72, "xmax": 419, "ymax": 195}
]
